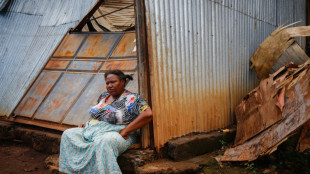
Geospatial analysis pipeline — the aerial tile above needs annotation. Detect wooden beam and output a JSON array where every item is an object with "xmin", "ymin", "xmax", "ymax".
[
  {"xmin": 3, "ymin": 116, "xmax": 74, "ymax": 132},
  {"xmin": 135, "ymin": 0, "xmax": 153, "ymax": 148},
  {"xmin": 73, "ymin": 0, "xmax": 105, "ymax": 32}
]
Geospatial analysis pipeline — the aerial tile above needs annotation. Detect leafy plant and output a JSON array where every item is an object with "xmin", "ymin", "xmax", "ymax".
[
  {"xmin": 246, "ymin": 162, "xmax": 256, "ymax": 174},
  {"xmin": 219, "ymin": 139, "xmax": 228, "ymax": 150}
]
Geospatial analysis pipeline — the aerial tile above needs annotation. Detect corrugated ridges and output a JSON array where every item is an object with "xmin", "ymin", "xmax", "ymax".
[
  {"xmin": 0, "ymin": 0, "xmax": 97, "ymax": 116},
  {"xmin": 145, "ymin": 0, "xmax": 306, "ymax": 149}
]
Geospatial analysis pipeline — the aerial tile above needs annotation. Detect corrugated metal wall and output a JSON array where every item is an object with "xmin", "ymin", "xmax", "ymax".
[
  {"xmin": 0, "ymin": 0, "xmax": 97, "ymax": 116},
  {"xmin": 144, "ymin": 0, "xmax": 307, "ymax": 149}
]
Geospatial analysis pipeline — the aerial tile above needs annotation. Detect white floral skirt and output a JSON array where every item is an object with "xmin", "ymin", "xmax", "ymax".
[{"xmin": 59, "ymin": 120, "xmax": 136, "ymax": 174}]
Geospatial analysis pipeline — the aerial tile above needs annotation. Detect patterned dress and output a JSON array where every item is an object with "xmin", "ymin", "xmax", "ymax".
[{"xmin": 59, "ymin": 90, "xmax": 149, "ymax": 174}]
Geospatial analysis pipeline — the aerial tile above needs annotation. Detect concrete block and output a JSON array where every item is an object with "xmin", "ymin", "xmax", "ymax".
[
  {"xmin": 118, "ymin": 149, "xmax": 157, "ymax": 174},
  {"xmin": 167, "ymin": 127, "xmax": 236, "ymax": 161}
]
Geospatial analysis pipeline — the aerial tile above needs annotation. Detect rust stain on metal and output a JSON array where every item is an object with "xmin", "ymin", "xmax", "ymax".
[
  {"xmin": 68, "ymin": 61, "xmax": 102, "ymax": 71},
  {"xmin": 111, "ymin": 32, "xmax": 136, "ymax": 57},
  {"xmin": 33, "ymin": 73, "xmax": 92, "ymax": 123},
  {"xmin": 45, "ymin": 60, "xmax": 70, "ymax": 69},
  {"xmin": 53, "ymin": 34, "xmax": 85, "ymax": 57},
  {"xmin": 14, "ymin": 72, "xmax": 61, "ymax": 117},
  {"xmin": 77, "ymin": 34, "xmax": 122, "ymax": 58},
  {"xmin": 102, "ymin": 60, "xmax": 137, "ymax": 71}
]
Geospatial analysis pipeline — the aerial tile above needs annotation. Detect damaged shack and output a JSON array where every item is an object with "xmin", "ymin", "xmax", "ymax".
[{"xmin": 0, "ymin": 0, "xmax": 309, "ymax": 154}]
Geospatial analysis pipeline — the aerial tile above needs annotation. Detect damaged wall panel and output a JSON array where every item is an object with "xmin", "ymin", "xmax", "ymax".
[
  {"xmin": 12, "ymin": 32, "xmax": 139, "ymax": 127},
  {"xmin": 0, "ymin": 0, "xmax": 97, "ymax": 117}
]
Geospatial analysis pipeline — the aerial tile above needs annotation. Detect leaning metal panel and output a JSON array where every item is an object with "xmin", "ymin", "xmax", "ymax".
[
  {"xmin": 14, "ymin": 71, "xmax": 62, "ymax": 117},
  {"xmin": 33, "ymin": 73, "xmax": 93, "ymax": 122},
  {"xmin": 13, "ymin": 31, "xmax": 138, "ymax": 127}
]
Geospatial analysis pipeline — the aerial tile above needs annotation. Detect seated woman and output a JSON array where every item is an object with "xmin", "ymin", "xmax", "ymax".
[{"xmin": 59, "ymin": 70, "xmax": 152, "ymax": 174}]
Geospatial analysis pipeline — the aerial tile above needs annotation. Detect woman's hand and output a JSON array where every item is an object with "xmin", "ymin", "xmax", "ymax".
[
  {"xmin": 118, "ymin": 108, "xmax": 153, "ymax": 140},
  {"xmin": 119, "ymin": 129, "xmax": 129, "ymax": 140},
  {"xmin": 78, "ymin": 123, "xmax": 85, "ymax": 128}
]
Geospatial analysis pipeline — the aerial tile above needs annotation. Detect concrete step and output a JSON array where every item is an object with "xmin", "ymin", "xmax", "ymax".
[
  {"xmin": 136, "ymin": 159, "xmax": 200, "ymax": 174},
  {"xmin": 167, "ymin": 126, "xmax": 236, "ymax": 161}
]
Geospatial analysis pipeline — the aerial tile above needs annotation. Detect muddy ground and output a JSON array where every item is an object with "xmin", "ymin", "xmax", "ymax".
[
  {"xmin": 0, "ymin": 138, "xmax": 309, "ymax": 174},
  {"xmin": 0, "ymin": 139, "xmax": 49, "ymax": 174}
]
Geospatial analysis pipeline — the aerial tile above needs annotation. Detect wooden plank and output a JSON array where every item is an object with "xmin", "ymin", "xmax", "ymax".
[
  {"xmin": 7, "ymin": 116, "xmax": 73, "ymax": 132},
  {"xmin": 135, "ymin": 0, "xmax": 152, "ymax": 148},
  {"xmin": 234, "ymin": 71, "xmax": 286, "ymax": 145},
  {"xmin": 297, "ymin": 120, "xmax": 310, "ymax": 152},
  {"xmin": 218, "ymin": 63, "xmax": 310, "ymax": 162}
]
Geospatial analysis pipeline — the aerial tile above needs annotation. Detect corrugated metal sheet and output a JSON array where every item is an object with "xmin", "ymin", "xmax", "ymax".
[
  {"xmin": 145, "ymin": 0, "xmax": 307, "ymax": 149},
  {"xmin": 0, "ymin": 0, "xmax": 97, "ymax": 116},
  {"xmin": 14, "ymin": 32, "xmax": 138, "ymax": 126},
  {"xmin": 0, "ymin": 0, "xmax": 9, "ymax": 11}
]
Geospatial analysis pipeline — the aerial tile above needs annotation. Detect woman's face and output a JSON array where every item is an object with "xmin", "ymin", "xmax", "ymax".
[{"xmin": 106, "ymin": 74, "xmax": 125, "ymax": 97}]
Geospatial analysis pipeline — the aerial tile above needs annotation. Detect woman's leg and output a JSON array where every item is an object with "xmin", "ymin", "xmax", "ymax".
[
  {"xmin": 59, "ymin": 127, "xmax": 85, "ymax": 173},
  {"xmin": 93, "ymin": 132, "xmax": 135, "ymax": 174}
]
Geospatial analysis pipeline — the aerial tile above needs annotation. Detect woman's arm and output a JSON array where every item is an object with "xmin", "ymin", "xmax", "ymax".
[{"xmin": 119, "ymin": 108, "xmax": 153, "ymax": 139}]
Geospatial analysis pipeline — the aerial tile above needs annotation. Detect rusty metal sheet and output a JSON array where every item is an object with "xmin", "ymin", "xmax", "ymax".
[
  {"xmin": 62, "ymin": 74, "xmax": 106, "ymax": 125},
  {"xmin": 53, "ymin": 34, "xmax": 86, "ymax": 57},
  {"xmin": 33, "ymin": 73, "xmax": 92, "ymax": 123},
  {"xmin": 77, "ymin": 34, "xmax": 122, "ymax": 58},
  {"xmin": 101, "ymin": 60, "xmax": 137, "ymax": 71},
  {"xmin": 68, "ymin": 61, "xmax": 102, "ymax": 71},
  {"xmin": 12, "ymin": 31, "xmax": 139, "ymax": 129},
  {"xmin": 111, "ymin": 32, "xmax": 137, "ymax": 58},
  {"xmin": 14, "ymin": 71, "xmax": 62, "ymax": 117},
  {"xmin": 44, "ymin": 60, "xmax": 70, "ymax": 70}
]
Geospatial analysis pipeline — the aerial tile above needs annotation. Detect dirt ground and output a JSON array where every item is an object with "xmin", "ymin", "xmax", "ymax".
[
  {"xmin": 0, "ymin": 139, "xmax": 49, "ymax": 174},
  {"xmin": 0, "ymin": 138, "xmax": 309, "ymax": 174}
]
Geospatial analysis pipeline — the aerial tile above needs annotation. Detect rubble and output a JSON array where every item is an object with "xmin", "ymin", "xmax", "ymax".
[
  {"xmin": 218, "ymin": 25, "xmax": 310, "ymax": 162},
  {"xmin": 218, "ymin": 60, "xmax": 310, "ymax": 161}
]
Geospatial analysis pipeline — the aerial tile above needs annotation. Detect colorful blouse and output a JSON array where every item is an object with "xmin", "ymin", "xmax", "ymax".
[{"xmin": 89, "ymin": 90, "xmax": 149, "ymax": 125}]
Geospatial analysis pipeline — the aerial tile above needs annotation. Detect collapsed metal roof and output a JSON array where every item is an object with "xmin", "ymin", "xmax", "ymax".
[{"xmin": 0, "ymin": 0, "xmax": 97, "ymax": 116}]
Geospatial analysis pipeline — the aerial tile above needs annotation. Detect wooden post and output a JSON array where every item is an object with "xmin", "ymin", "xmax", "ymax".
[{"xmin": 135, "ymin": 0, "xmax": 153, "ymax": 148}]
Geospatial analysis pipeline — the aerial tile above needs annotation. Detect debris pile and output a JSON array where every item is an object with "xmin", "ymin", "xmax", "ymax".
[
  {"xmin": 250, "ymin": 25, "xmax": 310, "ymax": 79},
  {"xmin": 218, "ymin": 25, "xmax": 310, "ymax": 162}
]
